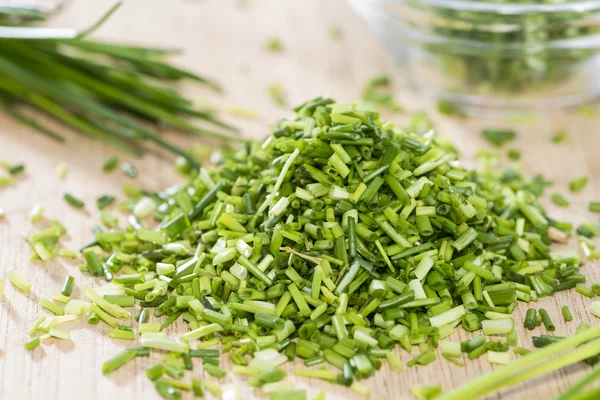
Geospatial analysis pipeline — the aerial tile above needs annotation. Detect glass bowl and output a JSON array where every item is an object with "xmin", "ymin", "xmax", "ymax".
[{"xmin": 350, "ymin": 0, "xmax": 600, "ymax": 113}]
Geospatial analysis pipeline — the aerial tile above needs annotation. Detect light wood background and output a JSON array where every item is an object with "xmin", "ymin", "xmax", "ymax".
[{"xmin": 1, "ymin": 1, "xmax": 599, "ymax": 399}]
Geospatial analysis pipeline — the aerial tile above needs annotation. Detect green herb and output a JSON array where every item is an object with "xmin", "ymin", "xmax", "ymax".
[
  {"xmin": 437, "ymin": 99, "xmax": 464, "ymax": 117},
  {"xmin": 561, "ymin": 306, "xmax": 573, "ymax": 322},
  {"xmin": 103, "ymin": 156, "xmax": 119, "ymax": 173},
  {"xmin": 507, "ymin": 149, "xmax": 520, "ymax": 161},
  {"xmin": 64, "ymin": 193, "xmax": 85, "ymax": 209},
  {"xmin": 589, "ymin": 202, "xmax": 600, "ymax": 214},
  {"xmin": 551, "ymin": 193, "xmax": 570, "ymax": 208},
  {"xmin": 328, "ymin": 25, "xmax": 342, "ymax": 40},
  {"xmin": 102, "ymin": 349, "xmax": 137, "ymax": 375},
  {"xmin": 578, "ymin": 105, "xmax": 597, "ymax": 119},
  {"xmin": 7, "ymin": 270, "xmax": 31, "ymax": 292},
  {"xmin": 569, "ymin": 176, "xmax": 589, "ymax": 193},
  {"xmin": 0, "ymin": 4, "xmax": 237, "ymax": 168},
  {"xmin": 7, "ymin": 163, "xmax": 24, "ymax": 175},
  {"xmin": 482, "ymin": 129, "xmax": 516, "ymax": 147},
  {"xmin": 267, "ymin": 81, "xmax": 286, "ymax": 106},
  {"xmin": 264, "ymin": 36, "xmax": 284, "ymax": 52},
  {"xmin": 97, "ymin": 195, "xmax": 115, "ymax": 210},
  {"xmin": 538, "ymin": 308, "xmax": 555, "ymax": 332},
  {"xmin": 552, "ymin": 130, "xmax": 568, "ymax": 144},
  {"xmin": 21, "ymin": 98, "xmax": 590, "ymax": 397},
  {"xmin": 56, "ymin": 162, "xmax": 68, "ymax": 178}
]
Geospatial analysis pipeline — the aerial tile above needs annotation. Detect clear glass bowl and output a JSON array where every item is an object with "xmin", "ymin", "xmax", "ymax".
[{"xmin": 350, "ymin": 0, "xmax": 600, "ymax": 113}]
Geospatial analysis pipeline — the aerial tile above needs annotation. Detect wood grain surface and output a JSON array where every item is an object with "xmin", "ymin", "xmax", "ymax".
[{"xmin": 1, "ymin": 1, "xmax": 599, "ymax": 399}]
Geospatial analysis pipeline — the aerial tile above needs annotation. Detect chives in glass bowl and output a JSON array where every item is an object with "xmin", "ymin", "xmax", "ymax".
[{"xmin": 350, "ymin": 0, "xmax": 600, "ymax": 113}]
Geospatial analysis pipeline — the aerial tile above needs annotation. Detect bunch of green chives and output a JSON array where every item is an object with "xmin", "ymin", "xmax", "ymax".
[
  {"xmin": 22, "ymin": 97, "xmax": 598, "ymax": 400},
  {"xmin": 0, "ymin": 3, "xmax": 237, "ymax": 168}
]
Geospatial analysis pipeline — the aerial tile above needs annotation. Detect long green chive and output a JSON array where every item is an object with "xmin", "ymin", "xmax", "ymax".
[{"xmin": 439, "ymin": 325, "xmax": 600, "ymax": 400}]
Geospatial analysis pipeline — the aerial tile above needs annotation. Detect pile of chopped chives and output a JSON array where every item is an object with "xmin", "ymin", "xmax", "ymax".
[{"xmin": 20, "ymin": 98, "xmax": 600, "ymax": 399}]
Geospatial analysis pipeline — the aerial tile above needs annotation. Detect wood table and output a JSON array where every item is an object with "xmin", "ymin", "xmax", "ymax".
[{"xmin": 1, "ymin": 1, "xmax": 599, "ymax": 399}]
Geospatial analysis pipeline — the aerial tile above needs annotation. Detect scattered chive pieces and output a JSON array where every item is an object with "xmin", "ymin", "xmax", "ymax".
[
  {"xmin": 24, "ymin": 337, "xmax": 41, "ymax": 351},
  {"xmin": 64, "ymin": 193, "xmax": 85, "ymax": 209},
  {"xmin": 437, "ymin": 99, "xmax": 463, "ymax": 117},
  {"xmin": 551, "ymin": 193, "xmax": 570, "ymax": 208},
  {"xmin": 103, "ymin": 155, "xmax": 119, "ymax": 173},
  {"xmin": 590, "ymin": 301, "xmax": 600, "ymax": 319},
  {"xmin": 29, "ymin": 204, "xmax": 44, "ymax": 222},
  {"xmin": 155, "ymin": 378, "xmax": 182, "ymax": 399},
  {"xmin": 552, "ymin": 130, "xmax": 568, "ymax": 144},
  {"xmin": 269, "ymin": 389, "xmax": 306, "ymax": 400},
  {"xmin": 100, "ymin": 210, "xmax": 119, "ymax": 228},
  {"xmin": 507, "ymin": 149, "xmax": 520, "ymax": 161},
  {"xmin": 264, "ymin": 36, "xmax": 284, "ymax": 52},
  {"xmin": 589, "ymin": 202, "xmax": 600, "ymax": 214},
  {"xmin": 482, "ymin": 129, "xmax": 516, "ymax": 147},
  {"xmin": 538, "ymin": 308, "xmax": 555, "ymax": 331},
  {"xmin": 487, "ymin": 351, "xmax": 511, "ymax": 365},
  {"xmin": 329, "ymin": 25, "xmax": 342, "ymax": 40},
  {"xmin": 578, "ymin": 105, "xmax": 597, "ymax": 118},
  {"xmin": 202, "ymin": 380, "xmax": 221, "ymax": 396},
  {"xmin": 8, "ymin": 164, "xmax": 24, "ymax": 175},
  {"xmin": 133, "ymin": 197, "xmax": 157, "ymax": 219},
  {"xmin": 225, "ymin": 106, "xmax": 260, "ymax": 119},
  {"xmin": 561, "ymin": 306, "xmax": 573, "ymax": 322},
  {"xmin": 569, "ymin": 176, "xmax": 589, "ymax": 193},
  {"xmin": 267, "ymin": 81, "xmax": 286, "ymax": 107},
  {"xmin": 97, "ymin": 195, "xmax": 116, "ymax": 210},
  {"xmin": 56, "ymin": 162, "xmax": 68, "ymax": 178},
  {"xmin": 121, "ymin": 163, "xmax": 138, "ymax": 178},
  {"xmin": 102, "ymin": 349, "xmax": 137, "ymax": 375},
  {"xmin": 7, "ymin": 270, "xmax": 32, "ymax": 293}
]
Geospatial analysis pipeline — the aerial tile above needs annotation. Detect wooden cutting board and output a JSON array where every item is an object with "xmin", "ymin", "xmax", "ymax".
[{"xmin": 1, "ymin": 1, "xmax": 599, "ymax": 399}]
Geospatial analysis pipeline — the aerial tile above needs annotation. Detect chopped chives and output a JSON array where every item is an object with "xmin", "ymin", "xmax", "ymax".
[
  {"xmin": 102, "ymin": 349, "xmax": 136, "ymax": 375},
  {"xmin": 7, "ymin": 270, "xmax": 32, "ymax": 293},
  {"xmin": 64, "ymin": 193, "xmax": 85, "ymax": 209},
  {"xmin": 16, "ymin": 98, "xmax": 593, "ymax": 398},
  {"xmin": 569, "ymin": 176, "xmax": 589, "ymax": 193},
  {"xmin": 561, "ymin": 306, "xmax": 573, "ymax": 322},
  {"xmin": 24, "ymin": 337, "xmax": 41, "ymax": 351},
  {"xmin": 482, "ymin": 129, "xmax": 516, "ymax": 147},
  {"xmin": 551, "ymin": 193, "xmax": 569, "ymax": 208}
]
